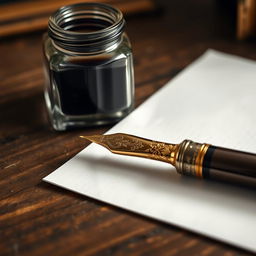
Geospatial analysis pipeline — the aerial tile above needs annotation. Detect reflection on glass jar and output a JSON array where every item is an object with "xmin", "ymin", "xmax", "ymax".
[{"xmin": 43, "ymin": 3, "xmax": 134, "ymax": 131}]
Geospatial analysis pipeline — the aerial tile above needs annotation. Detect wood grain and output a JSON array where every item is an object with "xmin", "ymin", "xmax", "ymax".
[
  {"xmin": 0, "ymin": 0, "xmax": 256, "ymax": 255},
  {"xmin": 237, "ymin": 0, "xmax": 256, "ymax": 40},
  {"xmin": 0, "ymin": 0, "xmax": 155, "ymax": 37}
]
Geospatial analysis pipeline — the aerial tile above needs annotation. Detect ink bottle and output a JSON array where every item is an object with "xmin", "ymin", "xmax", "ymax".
[{"xmin": 43, "ymin": 3, "xmax": 134, "ymax": 131}]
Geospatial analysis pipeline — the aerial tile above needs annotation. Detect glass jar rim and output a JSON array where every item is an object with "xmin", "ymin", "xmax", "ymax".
[{"xmin": 48, "ymin": 2, "xmax": 125, "ymax": 53}]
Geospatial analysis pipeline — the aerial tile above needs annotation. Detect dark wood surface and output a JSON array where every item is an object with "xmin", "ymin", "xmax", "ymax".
[{"xmin": 1, "ymin": 1, "xmax": 255, "ymax": 255}]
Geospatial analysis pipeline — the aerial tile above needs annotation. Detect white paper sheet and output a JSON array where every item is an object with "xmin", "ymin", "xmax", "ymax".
[{"xmin": 44, "ymin": 50, "xmax": 256, "ymax": 252}]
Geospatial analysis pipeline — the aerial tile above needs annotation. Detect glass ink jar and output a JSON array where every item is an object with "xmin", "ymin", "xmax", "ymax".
[{"xmin": 43, "ymin": 3, "xmax": 134, "ymax": 131}]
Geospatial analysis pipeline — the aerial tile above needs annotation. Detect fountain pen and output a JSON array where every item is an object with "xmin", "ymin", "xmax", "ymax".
[{"xmin": 80, "ymin": 133, "xmax": 256, "ymax": 186}]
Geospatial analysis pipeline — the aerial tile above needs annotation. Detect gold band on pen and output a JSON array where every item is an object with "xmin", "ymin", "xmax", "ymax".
[
  {"xmin": 175, "ymin": 140, "xmax": 210, "ymax": 178},
  {"xmin": 195, "ymin": 143, "xmax": 210, "ymax": 178}
]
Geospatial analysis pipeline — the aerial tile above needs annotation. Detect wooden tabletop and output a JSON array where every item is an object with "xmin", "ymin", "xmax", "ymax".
[{"xmin": 1, "ymin": 0, "xmax": 255, "ymax": 255}]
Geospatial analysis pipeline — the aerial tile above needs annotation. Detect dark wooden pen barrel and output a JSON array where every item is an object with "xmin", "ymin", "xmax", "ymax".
[{"xmin": 203, "ymin": 146, "xmax": 256, "ymax": 186}]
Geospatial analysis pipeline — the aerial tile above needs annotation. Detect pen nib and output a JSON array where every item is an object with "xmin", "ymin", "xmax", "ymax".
[{"xmin": 80, "ymin": 133, "xmax": 178, "ymax": 165}]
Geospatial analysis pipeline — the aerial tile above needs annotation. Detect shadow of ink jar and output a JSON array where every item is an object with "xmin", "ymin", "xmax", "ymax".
[{"xmin": 43, "ymin": 3, "xmax": 134, "ymax": 131}]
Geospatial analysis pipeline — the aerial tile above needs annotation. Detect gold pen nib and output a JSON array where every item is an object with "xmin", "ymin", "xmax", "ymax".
[{"xmin": 80, "ymin": 133, "xmax": 178, "ymax": 165}]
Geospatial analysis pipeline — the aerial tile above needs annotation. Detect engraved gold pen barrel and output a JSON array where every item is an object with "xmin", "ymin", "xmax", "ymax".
[{"xmin": 80, "ymin": 133, "xmax": 256, "ymax": 186}]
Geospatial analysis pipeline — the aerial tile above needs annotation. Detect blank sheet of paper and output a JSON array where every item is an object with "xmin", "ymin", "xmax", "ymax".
[{"xmin": 44, "ymin": 50, "xmax": 256, "ymax": 252}]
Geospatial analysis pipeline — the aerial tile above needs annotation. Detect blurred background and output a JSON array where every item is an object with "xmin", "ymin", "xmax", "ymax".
[{"xmin": 0, "ymin": 0, "xmax": 255, "ymax": 39}]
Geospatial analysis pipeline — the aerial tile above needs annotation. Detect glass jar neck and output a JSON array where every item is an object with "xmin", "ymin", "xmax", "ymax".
[{"xmin": 48, "ymin": 3, "xmax": 125, "ymax": 54}]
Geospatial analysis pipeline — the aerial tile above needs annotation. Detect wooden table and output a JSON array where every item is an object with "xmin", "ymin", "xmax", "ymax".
[{"xmin": 1, "ymin": 1, "xmax": 255, "ymax": 255}]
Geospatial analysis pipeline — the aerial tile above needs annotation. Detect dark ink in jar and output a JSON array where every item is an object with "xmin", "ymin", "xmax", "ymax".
[{"xmin": 43, "ymin": 3, "xmax": 134, "ymax": 130}]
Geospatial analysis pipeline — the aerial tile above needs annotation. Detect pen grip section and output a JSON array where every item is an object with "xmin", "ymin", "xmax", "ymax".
[{"xmin": 202, "ymin": 146, "xmax": 256, "ymax": 185}]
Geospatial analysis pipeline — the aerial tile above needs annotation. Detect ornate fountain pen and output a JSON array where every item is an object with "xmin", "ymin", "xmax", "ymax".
[{"xmin": 80, "ymin": 133, "xmax": 256, "ymax": 185}]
